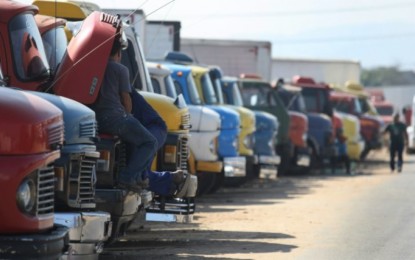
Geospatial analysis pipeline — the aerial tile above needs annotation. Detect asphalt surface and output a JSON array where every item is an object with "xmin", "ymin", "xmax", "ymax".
[{"xmin": 100, "ymin": 152, "xmax": 415, "ymax": 259}]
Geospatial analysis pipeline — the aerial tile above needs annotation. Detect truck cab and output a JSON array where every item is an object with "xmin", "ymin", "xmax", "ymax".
[
  {"xmin": 209, "ymin": 66, "xmax": 280, "ymax": 179},
  {"xmin": 147, "ymin": 61, "xmax": 223, "ymax": 195},
  {"xmin": 289, "ymin": 76, "xmax": 337, "ymax": 168},
  {"xmin": 0, "ymin": 1, "xmax": 115, "ymax": 257},
  {"xmin": 0, "ymin": 78, "xmax": 68, "ymax": 259},
  {"xmin": 330, "ymin": 91, "xmax": 382, "ymax": 160},
  {"xmin": 164, "ymin": 52, "xmax": 246, "ymax": 188},
  {"xmin": 237, "ymin": 76, "xmax": 302, "ymax": 174},
  {"xmin": 33, "ymin": 0, "xmax": 197, "ymax": 223},
  {"xmin": 218, "ymin": 75, "xmax": 281, "ymax": 179}
]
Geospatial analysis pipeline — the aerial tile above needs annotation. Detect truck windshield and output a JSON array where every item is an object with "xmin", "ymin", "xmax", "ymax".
[
  {"xmin": 301, "ymin": 88, "xmax": 328, "ymax": 113},
  {"xmin": 41, "ymin": 27, "xmax": 67, "ymax": 73},
  {"xmin": 376, "ymin": 106, "xmax": 394, "ymax": 116},
  {"xmin": 332, "ymin": 98, "xmax": 362, "ymax": 115},
  {"xmin": 239, "ymin": 82, "xmax": 271, "ymax": 107},
  {"xmin": 9, "ymin": 14, "xmax": 50, "ymax": 81},
  {"xmin": 187, "ymin": 74, "xmax": 202, "ymax": 105},
  {"xmin": 165, "ymin": 75, "xmax": 177, "ymax": 99},
  {"xmin": 201, "ymin": 73, "xmax": 218, "ymax": 105},
  {"xmin": 212, "ymin": 78, "xmax": 225, "ymax": 105},
  {"xmin": 231, "ymin": 82, "xmax": 244, "ymax": 107},
  {"xmin": 358, "ymin": 98, "xmax": 371, "ymax": 114},
  {"xmin": 278, "ymin": 89, "xmax": 306, "ymax": 112}
]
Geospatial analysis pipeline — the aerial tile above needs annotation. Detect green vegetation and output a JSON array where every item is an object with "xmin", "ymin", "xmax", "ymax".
[{"xmin": 361, "ymin": 66, "xmax": 415, "ymax": 87}]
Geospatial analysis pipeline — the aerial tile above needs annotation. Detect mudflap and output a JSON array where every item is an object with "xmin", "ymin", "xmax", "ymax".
[
  {"xmin": 145, "ymin": 197, "xmax": 196, "ymax": 223},
  {"xmin": 0, "ymin": 225, "xmax": 69, "ymax": 260}
]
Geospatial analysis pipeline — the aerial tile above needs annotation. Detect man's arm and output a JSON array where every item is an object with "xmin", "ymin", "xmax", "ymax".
[{"xmin": 121, "ymin": 91, "xmax": 132, "ymax": 113}]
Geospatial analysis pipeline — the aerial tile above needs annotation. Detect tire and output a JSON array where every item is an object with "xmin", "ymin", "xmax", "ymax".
[{"xmin": 196, "ymin": 172, "xmax": 217, "ymax": 196}]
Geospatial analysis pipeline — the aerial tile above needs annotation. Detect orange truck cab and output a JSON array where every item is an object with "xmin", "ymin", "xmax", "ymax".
[{"xmin": 0, "ymin": 78, "xmax": 68, "ymax": 258}]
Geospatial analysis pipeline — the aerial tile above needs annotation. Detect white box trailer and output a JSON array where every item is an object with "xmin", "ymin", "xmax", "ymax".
[
  {"xmin": 181, "ymin": 38, "xmax": 272, "ymax": 81},
  {"xmin": 102, "ymin": 9, "xmax": 146, "ymax": 44},
  {"xmin": 271, "ymin": 58, "xmax": 361, "ymax": 85},
  {"xmin": 145, "ymin": 21, "xmax": 181, "ymax": 60}
]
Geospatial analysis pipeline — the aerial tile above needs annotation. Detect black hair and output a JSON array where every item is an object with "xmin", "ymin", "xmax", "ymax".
[{"xmin": 110, "ymin": 35, "xmax": 122, "ymax": 56}]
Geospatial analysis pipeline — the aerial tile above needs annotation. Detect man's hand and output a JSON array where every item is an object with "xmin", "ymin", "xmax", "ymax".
[{"xmin": 121, "ymin": 91, "xmax": 132, "ymax": 113}]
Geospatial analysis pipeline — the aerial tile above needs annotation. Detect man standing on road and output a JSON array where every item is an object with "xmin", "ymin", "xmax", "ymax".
[{"xmin": 383, "ymin": 113, "xmax": 408, "ymax": 172}]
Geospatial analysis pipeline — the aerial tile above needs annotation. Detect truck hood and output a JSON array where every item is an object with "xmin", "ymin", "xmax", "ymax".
[
  {"xmin": 0, "ymin": 88, "xmax": 63, "ymax": 155},
  {"xmin": 226, "ymin": 105, "xmax": 256, "ymax": 130},
  {"xmin": 53, "ymin": 11, "xmax": 118, "ymax": 104},
  {"xmin": 334, "ymin": 111, "xmax": 361, "ymax": 140},
  {"xmin": 307, "ymin": 112, "xmax": 332, "ymax": 130},
  {"xmin": 206, "ymin": 105, "xmax": 240, "ymax": 130},
  {"xmin": 255, "ymin": 111, "xmax": 278, "ymax": 132},
  {"xmin": 29, "ymin": 91, "xmax": 97, "ymax": 145},
  {"xmin": 188, "ymin": 105, "xmax": 220, "ymax": 132},
  {"xmin": 140, "ymin": 91, "xmax": 189, "ymax": 132}
]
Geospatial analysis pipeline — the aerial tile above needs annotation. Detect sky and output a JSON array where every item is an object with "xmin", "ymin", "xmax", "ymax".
[{"xmin": 21, "ymin": 0, "xmax": 415, "ymax": 70}]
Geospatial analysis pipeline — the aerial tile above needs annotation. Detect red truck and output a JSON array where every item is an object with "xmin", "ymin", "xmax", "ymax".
[{"xmin": 0, "ymin": 83, "xmax": 68, "ymax": 258}]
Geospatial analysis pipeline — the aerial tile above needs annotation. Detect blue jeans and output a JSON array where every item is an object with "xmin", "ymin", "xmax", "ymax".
[
  {"xmin": 131, "ymin": 90, "xmax": 174, "ymax": 195},
  {"xmin": 98, "ymin": 113, "xmax": 157, "ymax": 183},
  {"xmin": 390, "ymin": 142, "xmax": 404, "ymax": 171}
]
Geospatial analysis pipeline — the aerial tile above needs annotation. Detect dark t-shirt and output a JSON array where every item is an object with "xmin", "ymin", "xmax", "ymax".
[
  {"xmin": 385, "ymin": 122, "xmax": 407, "ymax": 145},
  {"xmin": 94, "ymin": 60, "xmax": 131, "ymax": 120}
]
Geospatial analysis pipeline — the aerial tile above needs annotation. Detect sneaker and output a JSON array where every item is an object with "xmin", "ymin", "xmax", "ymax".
[
  {"xmin": 174, "ymin": 172, "xmax": 192, "ymax": 198},
  {"xmin": 397, "ymin": 167, "xmax": 402, "ymax": 173},
  {"xmin": 170, "ymin": 170, "xmax": 185, "ymax": 185}
]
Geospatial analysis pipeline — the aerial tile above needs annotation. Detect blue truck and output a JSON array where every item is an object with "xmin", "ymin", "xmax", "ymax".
[
  {"xmin": 210, "ymin": 68, "xmax": 280, "ymax": 179},
  {"xmin": 162, "ymin": 60, "xmax": 248, "ymax": 189}
]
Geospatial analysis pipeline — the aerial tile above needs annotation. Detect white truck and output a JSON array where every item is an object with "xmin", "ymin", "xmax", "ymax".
[
  {"xmin": 145, "ymin": 21, "xmax": 181, "ymax": 60},
  {"xmin": 181, "ymin": 38, "xmax": 272, "ymax": 81},
  {"xmin": 271, "ymin": 58, "xmax": 361, "ymax": 85}
]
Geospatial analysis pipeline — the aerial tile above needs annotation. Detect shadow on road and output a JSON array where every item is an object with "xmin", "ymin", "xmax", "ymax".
[{"xmin": 101, "ymin": 230, "xmax": 297, "ymax": 259}]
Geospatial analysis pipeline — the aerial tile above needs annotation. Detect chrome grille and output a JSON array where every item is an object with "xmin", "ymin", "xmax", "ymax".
[
  {"xmin": 180, "ymin": 113, "xmax": 191, "ymax": 130},
  {"xmin": 80, "ymin": 120, "xmax": 97, "ymax": 139},
  {"xmin": 47, "ymin": 122, "xmax": 64, "ymax": 149},
  {"xmin": 68, "ymin": 155, "xmax": 96, "ymax": 208},
  {"xmin": 36, "ymin": 165, "xmax": 55, "ymax": 216},
  {"xmin": 177, "ymin": 135, "xmax": 189, "ymax": 171}
]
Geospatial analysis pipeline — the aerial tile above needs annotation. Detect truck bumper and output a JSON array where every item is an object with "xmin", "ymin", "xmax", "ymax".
[
  {"xmin": 256, "ymin": 155, "xmax": 280, "ymax": 179},
  {"xmin": 54, "ymin": 212, "xmax": 112, "ymax": 259},
  {"xmin": 146, "ymin": 197, "xmax": 196, "ymax": 223},
  {"xmin": 223, "ymin": 156, "xmax": 246, "ymax": 177},
  {"xmin": 347, "ymin": 140, "xmax": 365, "ymax": 160},
  {"xmin": 196, "ymin": 160, "xmax": 223, "ymax": 173},
  {"xmin": 297, "ymin": 154, "xmax": 311, "ymax": 167},
  {"xmin": 95, "ymin": 189, "xmax": 142, "ymax": 242},
  {"xmin": 0, "ymin": 225, "xmax": 69, "ymax": 259}
]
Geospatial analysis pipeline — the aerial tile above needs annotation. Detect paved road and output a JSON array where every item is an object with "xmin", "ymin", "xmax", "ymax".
[
  {"xmin": 100, "ymin": 153, "xmax": 415, "ymax": 259},
  {"xmin": 297, "ymin": 156, "xmax": 415, "ymax": 260}
]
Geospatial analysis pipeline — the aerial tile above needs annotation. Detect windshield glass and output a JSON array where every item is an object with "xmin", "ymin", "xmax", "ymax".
[
  {"xmin": 165, "ymin": 75, "xmax": 177, "ymax": 99},
  {"xmin": 376, "ymin": 105, "xmax": 394, "ymax": 116},
  {"xmin": 239, "ymin": 82, "xmax": 271, "ymax": 107},
  {"xmin": 278, "ymin": 89, "xmax": 306, "ymax": 112},
  {"xmin": 331, "ymin": 99, "xmax": 352, "ymax": 114},
  {"xmin": 187, "ymin": 74, "xmax": 202, "ymax": 105},
  {"xmin": 213, "ymin": 78, "xmax": 225, "ymax": 104},
  {"xmin": 231, "ymin": 82, "xmax": 244, "ymax": 106},
  {"xmin": 201, "ymin": 73, "xmax": 218, "ymax": 105},
  {"xmin": 301, "ymin": 88, "xmax": 328, "ymax": 113},
  {"xmin": 358, "ymin": 98, "xmax": 371, "ymax": 114},
  {"xmin": 9, "ymin": 14, "xmax": 50, "ymax": 81},
  {"xmin": 41, "ymin": 27, "xmax": 67, "ymax": 73}
]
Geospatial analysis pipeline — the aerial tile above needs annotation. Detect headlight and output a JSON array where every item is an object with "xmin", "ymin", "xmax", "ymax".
[
  {"xmin": 164, "ymin": 145, "xmax": 177, "ymax": 164},
  {"xmin": 16, "ymin": 178, "xmax": 36, "ymax": 214},
  {"xmin": 243, "ymin": 134, "xmax": 255, "ymax": 149},
  {"xmin": 209, "ymin": 138, "xmax": 217, "ymax": 154}
]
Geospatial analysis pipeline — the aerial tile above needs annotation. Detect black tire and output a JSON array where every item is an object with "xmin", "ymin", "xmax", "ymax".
[
  {"xmin": 196, "ymin": 171, "xmax": 217, "ymax": 196},
  {"xmin": 208, "ymin": 171, "xmax": 224, "ymax": 194}
]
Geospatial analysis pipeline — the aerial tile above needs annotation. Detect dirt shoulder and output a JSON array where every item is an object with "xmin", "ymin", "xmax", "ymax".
[{"xmin": 101, "ymin": 150, "xmax": 407, "ymax": 259}]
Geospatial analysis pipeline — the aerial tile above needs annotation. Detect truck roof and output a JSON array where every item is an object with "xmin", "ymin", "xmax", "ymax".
[
  {"xmin": 181, "ymin": 38, "xmax": 271, "ymax": 48},
  {"xmin": 146, "ymin": 62, "xmax": 171, "ymax": 76},
  {"xmin": 35, "ymin": 14, "xmax": 66, "ymax": 34},
  {"xmin": 290, "ymin": 75, "xmax": 330, "ymax": 89},
  {"xmin": 33, "ymin": 0, "xmax": 96, "ymax": 19},
  {"xmin": 0, "ymin": 0, "xmax": 38, "ymax": 23}
]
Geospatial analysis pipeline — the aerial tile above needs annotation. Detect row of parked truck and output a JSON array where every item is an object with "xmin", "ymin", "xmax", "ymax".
[{"xmin": 0, "ymin": 0, "xmax": 388, "ymax": 259}]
